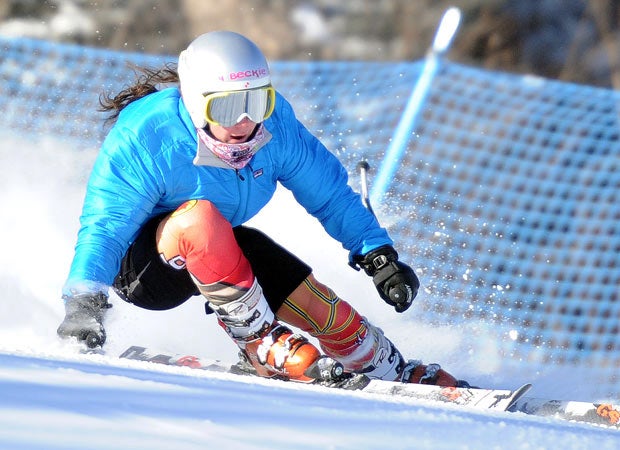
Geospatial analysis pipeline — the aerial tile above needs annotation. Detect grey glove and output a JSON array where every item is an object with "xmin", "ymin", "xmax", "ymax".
[{"xmin": 57, "ymin": 292, "xmax": 111, "ymax": 348}]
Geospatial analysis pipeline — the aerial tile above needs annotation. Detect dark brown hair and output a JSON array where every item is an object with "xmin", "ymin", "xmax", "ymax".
[{"xmin": 99, "ymin": 63, "xmax": 179, "ymax": 125}]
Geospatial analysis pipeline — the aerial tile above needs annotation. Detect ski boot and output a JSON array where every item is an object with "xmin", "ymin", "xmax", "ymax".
[
  {"xmin": 211, "ymin": 279, "xmax": 345, "ymax": 383},
  {"xmin": 233, "ymin": 337, "xmax": 371, "ymax": 389},
  {"xmin": 400, "ymin": 360, "xmax": 469, "ymax": 387},
  {"xmin": 333, "ymin": 320, "xmax": 466, "ymax": 387},
  {"xmin": 238, "ymin": 322, "xmax": 322, "ymax": 382}
]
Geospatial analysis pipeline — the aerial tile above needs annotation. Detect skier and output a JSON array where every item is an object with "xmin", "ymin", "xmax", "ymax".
[{"xmin": 58, "ymin": 30, "xmax": 463, "ymax": 387}]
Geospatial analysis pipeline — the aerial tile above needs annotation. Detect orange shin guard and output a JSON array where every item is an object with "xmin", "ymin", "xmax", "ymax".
[
  {"xmin": 276, "ymin": 275, "xmax": 406, "ymax": 379},
  {"xmin": 277, "ymin": 276, "xmax": 368, "ymax": 361},
  {"xmin": 156, "ymin": 200, "xmax": 254, "ymax": 301}
]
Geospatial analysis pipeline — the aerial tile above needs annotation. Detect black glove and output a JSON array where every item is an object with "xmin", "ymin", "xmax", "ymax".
[
  {"xmin": 57, "ymin": 292, "xmax": 111, "ymax": 348},
  {"xmin": 353, "ymin": 245, "xmax": 419, "ymax": 313}
]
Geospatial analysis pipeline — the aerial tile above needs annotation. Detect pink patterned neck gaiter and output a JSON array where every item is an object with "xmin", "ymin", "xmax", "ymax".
[{"xmin": 197, "ymin": 124, "xmax": 269, "ymax": 170}]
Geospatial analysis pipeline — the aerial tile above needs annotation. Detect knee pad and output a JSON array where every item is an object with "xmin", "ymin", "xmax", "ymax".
[{"xmin": 157, "ymin": 200, "xmax": 254, "ymax": 302}]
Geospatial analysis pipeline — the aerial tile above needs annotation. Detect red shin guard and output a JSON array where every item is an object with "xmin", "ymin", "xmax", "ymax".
[{"xmin": 156, "ymin": 200, "xmax": 254, "ymax": 300}]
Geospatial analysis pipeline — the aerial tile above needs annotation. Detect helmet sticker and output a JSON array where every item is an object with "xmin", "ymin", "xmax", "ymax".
[{"xmin": 227, "ymin": 68, "xmax": 269, "ymax": 81}]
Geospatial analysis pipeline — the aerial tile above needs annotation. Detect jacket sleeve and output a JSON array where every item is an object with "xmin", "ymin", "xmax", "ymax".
[
  {"xmin": 63, "ymin": 125, "xmax": 164, "ymax": 294},
  {"xmin": 274, "ymin": 97, "xmax": 393, "ymax": 260}
]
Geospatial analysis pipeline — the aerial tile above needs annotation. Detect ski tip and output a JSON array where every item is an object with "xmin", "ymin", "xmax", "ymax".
[
  {"xmin": 504, "ymin": 383, "xmax": 534, "ymax": 412},
  {"xmin": 514, "ymin": 383, "xmax": 534, "ymax": 398}
]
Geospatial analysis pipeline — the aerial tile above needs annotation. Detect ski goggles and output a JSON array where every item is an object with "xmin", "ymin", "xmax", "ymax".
[{"xmin": 203, "ymin": 86, "xmax": 276, "ymax": 127}]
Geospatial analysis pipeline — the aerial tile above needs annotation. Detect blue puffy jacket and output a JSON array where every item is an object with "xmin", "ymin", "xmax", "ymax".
[{"xmin": 64, "ymin": 87, "xmax": 392, "ymax": 293}]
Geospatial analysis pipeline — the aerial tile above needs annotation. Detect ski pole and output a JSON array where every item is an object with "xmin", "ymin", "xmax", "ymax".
[
  {"xmin": 357, "ymin": 160, "xmax": 378, "ymax": 220},
  {"xmin": 357, "ymin": 160, "xmax": 375, "ymax": 218},
  {"xmin": 370, "ymin": 7, "xmax": 462, "ymax": 207}
]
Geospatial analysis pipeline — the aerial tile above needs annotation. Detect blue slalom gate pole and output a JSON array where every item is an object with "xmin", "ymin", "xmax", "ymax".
[{"xmin": 370, "ymin": 7, "xmax": 462, "ymax": 208}]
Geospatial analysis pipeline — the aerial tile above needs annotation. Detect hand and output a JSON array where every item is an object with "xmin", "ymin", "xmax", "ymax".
[
  {"xmin": 57, "ymin": 292, "xmax": 111, "ymax": 348},
  {"xmin": 353, "ymin": 246, "xmax": 419, "ymax": 313}
]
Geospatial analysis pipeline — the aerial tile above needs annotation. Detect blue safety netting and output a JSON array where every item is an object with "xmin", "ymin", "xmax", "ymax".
[{"xmin": 1, "ymin": 36, "xmax": 618, "ymax": 387}]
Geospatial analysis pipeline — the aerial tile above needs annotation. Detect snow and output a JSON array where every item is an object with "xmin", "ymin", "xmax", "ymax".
[{"xmin": 0, "ymin": 133, "xmax": 618, "ymax": 449}]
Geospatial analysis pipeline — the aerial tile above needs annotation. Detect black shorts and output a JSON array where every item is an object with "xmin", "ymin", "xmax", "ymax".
[{"xmin": 113, "ymin": 214, "xmax": 312, "ymax": 312}]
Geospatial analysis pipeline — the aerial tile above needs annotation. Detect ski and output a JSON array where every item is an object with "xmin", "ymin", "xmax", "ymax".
[
  {"xmin": 118, "ymin": 345, "xmax": 530, "ymax": 412},
  {"xmin": 509, "ymin": 397, "xmax": 620, "ymax": 429},
  {"xmin": 119, "ymin": 345, "xmax": 234, "ymax": 373},
  {"xmin": 365, "ymin": 380, "xmax": 532, "ymax": 412},
  {"xmin": 118, "ymin": 345, "xmax": 620, "ymax": 428}
]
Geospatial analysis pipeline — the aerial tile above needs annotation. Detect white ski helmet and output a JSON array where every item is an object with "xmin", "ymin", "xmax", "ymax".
[{"xmin": 178, "ymin": 31, "xmax": 272, "ymax": 129}]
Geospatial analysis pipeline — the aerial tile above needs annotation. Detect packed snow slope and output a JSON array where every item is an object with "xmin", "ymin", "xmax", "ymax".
[
  {"xmin": 0, "ymin": 136, "xmax": 618, "ymax": 449},
  {"xmin": 1, "ymin": 350, "xmax": 618, "ymax": 450}
]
